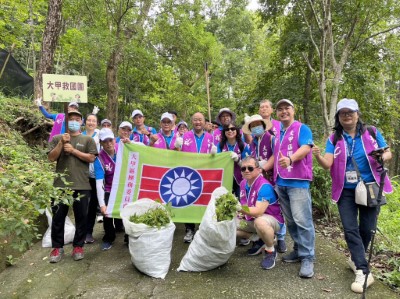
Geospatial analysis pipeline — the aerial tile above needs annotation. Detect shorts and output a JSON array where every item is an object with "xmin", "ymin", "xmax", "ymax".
[{"xmin": 236, "ymin": 214, "xmax": 280, "ymax": 233}]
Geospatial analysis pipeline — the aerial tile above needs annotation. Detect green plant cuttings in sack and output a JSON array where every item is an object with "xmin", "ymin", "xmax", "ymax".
[
  {"xmin": 129, "ymin": 206, "xmax": 171, "ymax": 229},
  {"xmin": 215, "ymin": 193, "xmax": 241, "ymax": 222}
]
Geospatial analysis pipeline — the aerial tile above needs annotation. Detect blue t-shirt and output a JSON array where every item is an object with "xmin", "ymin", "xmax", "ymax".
[
  {"xmin": 276, "ymin": 123, "xmax": 313, "ymax": 188},
  {"xmin": 325, "ymin": 129, "xmax": 387, "ymax": 189},
  {"xmin": 194, "ymin": 132, "xmax": 205, "ymax": 153},
  {"xmin": 40, "ymin": 106, "xmax": 66, "ymax": 134},
  {"xmin": 162, "ymin": 132, "xmax": 174, "ymax": 148},
  {"xmin": 245, "ymin": 183, "xmax": 277, "ymax": 204},
  {"xmin": 133, "ymin": 125, "xmax": 157, "ymax": 143}
]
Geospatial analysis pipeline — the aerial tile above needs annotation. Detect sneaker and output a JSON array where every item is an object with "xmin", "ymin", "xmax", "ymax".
[
  {"xmin": 96, "ymin": 215, "xmax": 104, "ymax": 223},
  {"xmin": 72, "ymin": 246, "xmax": 84, "ymax": 261},
  {"xmin": 239, "ymin": 238, "xmax": 250, "ymax": 246},
  {"xmin": 247, "ymin": 239, "xmax": 266, "ymax": 256},
  {"xmin": 49, "ymin": 248, "xmax": 64, "ymax": 263},
  {"xmin": 84, "ymin": 234, "xmax": 95, "ymax": 244},
  {"xmin": 261, "ymin": 250, "xmax": 277, "ymax": 270},
  {"xmin": 299, "ymin": 258, "xmax": 314, "ymax": 278},
  {"xmin": 101, "ymin": 242, "xmax": 112, "ymax": 251},
  {"xmin": 276, "ymin": 239, "xmax": 287, "ymax": 253},
  {"xmin": 347, "ymin": 257, "xmax": 357, "ymax": 274},
  {"xmin": 183, "ymin": 229, "xmax": 194, "ymax": 243},
  {"xmin": 282, "ymin": 250, "xmax": 300, "ymax": 263},
  {"xmin": 351, "ymin": 270, "xmax": 374, "ymax": 293}
]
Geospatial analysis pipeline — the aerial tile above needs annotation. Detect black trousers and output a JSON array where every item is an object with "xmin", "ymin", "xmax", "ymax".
[
  {"xmin": 102, "ymin": 192, "xmax": 124, "ymax": 243},
  {"xmin": 51, "ymin": 190, "xmax": 90, "ymax": 248},
  {"xmin": 86, "ymin": 178, "xmax": 99, "ymax": 235}
]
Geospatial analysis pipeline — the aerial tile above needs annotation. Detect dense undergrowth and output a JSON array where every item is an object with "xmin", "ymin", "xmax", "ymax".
[{"xmin": 0, "ymin": 95, "xmax": 73, "ymax": 271}]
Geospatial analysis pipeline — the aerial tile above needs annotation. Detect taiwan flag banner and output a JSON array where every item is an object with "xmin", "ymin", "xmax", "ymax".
[{"xmin": 106, "ymin": 142, "xmax": 233, "ymax": 223}]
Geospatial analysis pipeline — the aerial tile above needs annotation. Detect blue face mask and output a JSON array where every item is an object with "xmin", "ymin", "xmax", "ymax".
[
  {"xmin": 68, "ymin": 120, "xmax": 81, "ymax": 132},
  {"xmin": 251, "ymin": 125, "xmax": 265, "ymax": 137}
]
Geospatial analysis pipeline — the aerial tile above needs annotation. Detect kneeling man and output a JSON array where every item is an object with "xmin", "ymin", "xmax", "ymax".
[{"xmin": 237, "ymin": 156, "xmax": 284, "ymax": 270}]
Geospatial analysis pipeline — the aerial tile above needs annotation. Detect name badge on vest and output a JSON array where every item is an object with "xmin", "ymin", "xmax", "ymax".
[{"xmin": 346, "ymin": 171, "xmax": 358, "ymax": 183}]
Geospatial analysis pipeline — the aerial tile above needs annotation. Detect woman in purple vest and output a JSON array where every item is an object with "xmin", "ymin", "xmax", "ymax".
[
  {"xmin": 313, "ymin": 98, "xmax": 393, "ymax": 294},
  {"xmin": 217, "ymin": 123, "xmax": 251, "ymax": 198}
]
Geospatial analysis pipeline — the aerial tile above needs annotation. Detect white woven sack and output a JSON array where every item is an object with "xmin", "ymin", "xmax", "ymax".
[
  {"xmin": 42, "ymin": 208, "xmax": 76, "ymax": 248},
  {"xmin": 177, "ymin": 187, "xmax": 237, "ymax": 272},
  {"xmin": 121, "ymin": 199, "xmax": 175, "ymax": 279}
]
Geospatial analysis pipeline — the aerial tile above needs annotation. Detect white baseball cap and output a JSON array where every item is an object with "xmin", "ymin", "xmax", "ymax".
[
  {"xmin": 276, "ymin": 99, "xmax": 294, "ymax": 109},
  {"xmin": 161, "ymin": 112, "xmax": 174, "ymax": 122},
  {"xmin": 99, "ymin": 128, "xmax": 115, "ymax": 141},
  {"xmin": 119, "ymin": 121, "xmax": 132, "ymax": 129},
  {"xmin": 100, "ymin": 119, "xmax": 112, "ymax": 126},
  {"xmin": 131, "ymin": 109, "xmax": 144, "ymax": 118},
  {"xmin": 336, "ymin": 98, "xmax": 359, "ymax": 113},
  {"xmin": 68, "ymin": 101, "xmax": 79, "ymax": 108}
]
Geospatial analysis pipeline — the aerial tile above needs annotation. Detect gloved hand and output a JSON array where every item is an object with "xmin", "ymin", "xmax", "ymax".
[
  {"xmin": 210, "ymin": 144, "xmax": 217, "ymax": 155},
  {"xmin": 259, "ymin": 159, "xmax": 267, "ymax": 169},
  {"xmin": 235, "ymin": 202, "xmax": 242, "ymax": 212},
  {"xmin": 35, "ymin": 98, "xmax": 42, "ymax": 107},
  {"xmin": 174, "ymin": 137, "xmax": 183, "ymax": 148},
  {"xmin": 92, "ymin": 106, "xmax": 100, "ymax": 115},
  {"xmin": 230, "ymin": 152, "xmax": 239, "ymax": 162}
]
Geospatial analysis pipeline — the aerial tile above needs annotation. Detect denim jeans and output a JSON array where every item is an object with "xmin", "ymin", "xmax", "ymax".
[
  {"xmin": 276, "ymin": 223, "xmax": 287, "ymax": 241},
  {"xmin": 337, "ymin": 188, "xmax": 377, "ymax": 274},
  {"xmin": 275, "ymin": 186, "xmax": 315, "ymax": 259}
]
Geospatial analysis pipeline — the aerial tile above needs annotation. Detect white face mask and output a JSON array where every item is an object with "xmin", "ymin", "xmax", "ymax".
[
  {"xmin": 68, "ymin": 120, "xmax": 81, "ymax": 132},
  {"xmin": 251, "ymin": 125, "xmax": 265, "ymax": 137}
]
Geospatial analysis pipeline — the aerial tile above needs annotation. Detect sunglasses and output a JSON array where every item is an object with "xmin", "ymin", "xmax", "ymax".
[
  {"xmin": 225, "ymin": 127, "xmax": 237, "ymax": 132},
  {"xmin": 240, "ymin": 166, "xmax": 256, "ymax": 172}
]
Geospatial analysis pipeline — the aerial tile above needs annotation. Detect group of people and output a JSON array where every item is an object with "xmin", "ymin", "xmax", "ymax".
[{"xmin": 39, "ymin": 96, "xmax": 392, "ymax": 294}]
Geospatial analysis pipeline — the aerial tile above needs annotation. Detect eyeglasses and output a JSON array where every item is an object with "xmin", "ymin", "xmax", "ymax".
[
  {"xmin": 120, "ymin": 127, "xmax": 132, "ymax": 132},
  {"xmin": 225, "ymin": 127, "xmax": 237, "ymax": 132},
  {"xmin": 161, "ymin": 120, "xmax": 172, "ymax": 124},
  {"xmin": 240, "ymin": 166, "xmax": 256, "ymax": 172},
  {"xmin": 338, "ymin": 110, "xmax": 356, "ymax": 117}
]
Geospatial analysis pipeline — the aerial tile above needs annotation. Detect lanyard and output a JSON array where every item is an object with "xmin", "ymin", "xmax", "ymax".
[{"xmin": 345, "ymin": 138, "xmax": 355, "ymax": 158}]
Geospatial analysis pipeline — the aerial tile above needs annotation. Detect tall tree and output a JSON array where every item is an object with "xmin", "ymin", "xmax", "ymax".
[{"xmin": 34, "ymin": 0, "xmax": 63, "ymax": 99}]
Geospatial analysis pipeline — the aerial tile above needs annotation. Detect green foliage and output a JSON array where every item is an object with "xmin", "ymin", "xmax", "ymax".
[
  {"xmin": 0, "ymin": 95, "xmax": 74, "ymax": 257},
  {"xmin": 129, "ymin": 205, "xmax": 171, "ymax": 229},
  {"xmin": 215, "ymin": 192, "xmax": 239, "ymax": 222},
  {"xmin": 378, "ymin": 178, "xmax": 400, "ymax": 253},
  {"xmin": 382, "ymin": 257, "xmax": 400, "ymax": 288},
  {"xmin": 310, "ymin": 151, "xmax": 335, "ymax": 219}
]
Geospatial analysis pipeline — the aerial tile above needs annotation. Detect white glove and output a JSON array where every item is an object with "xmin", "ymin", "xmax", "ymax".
[
  {"xmin": 174, "ymin": 137, "xmax": 183, "ymax": 148},
  {"xmin": 210, "ymin": 145, "xmax": 217, "ymax": 155},
  {"xmin": 230, "ymin": 152, "xmax": 239, "ymax": 162},
  {"xmin": 236, "ymin": 202, "xmax": 242, "ymax": 212},
  {"xmin": 92, "ymin": 106, "xmax": 100, "ymax": 115},
  {"xmin": 259, "ymin": 159, "xmax": 267, "ymax": 169},
  {"xmin": 35, "ymin": 98, "xmax": 42, "ymax": 107}
]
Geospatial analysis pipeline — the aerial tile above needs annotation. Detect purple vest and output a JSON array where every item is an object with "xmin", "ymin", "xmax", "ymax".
[
  {"xmin": 271, "ymin": 119, "xmax": 281, "ymax": 139},
  {"xmin": 181, "ymin": 130, "xmax": 213, "ymax": 153},
  {"xmin": 250, "ymin": 132, "xmax": 274, "ymax": 160},
  {"xmin": 49, "ymin": 113, "xmax": 65, "ymax": 142},
  {"xmin": 329, "ymin": 128, "xmax": 393, "ymax": 202},
  {"xmin": 273, "ymin": 121, "xmax": 313, "ymax": 181},
  {"xmin": 239, "ymin": 175, "xmax": 284, "ymax": 223},
  {"xmin": 213, "ymin": 128, "xmax": 222, "ymax": 146},
  {"xmin": 221, "ymin": 142, "xmax": 243, "ymax": 184},
  {"xmin": 98, "ymin": 149, "xmax": 116, "ymax": 192},
  {"xmin": 152, "ymin": 132, "xmax": 178, "ymax": 150}
]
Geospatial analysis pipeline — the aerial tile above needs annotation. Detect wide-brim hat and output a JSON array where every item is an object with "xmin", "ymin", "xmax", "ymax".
[
  {"xmin": 215, "ymin": 108, "xmax": 236, "ymax": 125},
  {"xmin": 242, "ymin": 114, "xmax": 268, "ymax": 135}
]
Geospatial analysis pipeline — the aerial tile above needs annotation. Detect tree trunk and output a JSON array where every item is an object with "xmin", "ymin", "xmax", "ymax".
[
  {"xmin": 34, "ymin": 0, "xmax": 63, "ymax": 100},
  {"xmin": 303, "ymin": 46, "xmax": 314, "ymax": 125},
  {"xmin": 106, "ymin": 46, "xmax": 122, "ymax": 127}
]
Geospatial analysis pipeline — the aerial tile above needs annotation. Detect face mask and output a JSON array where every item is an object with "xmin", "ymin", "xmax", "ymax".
[
  {"xmin": 68, "ymin": 120, "xmax": 81, "ymax": 132},
  {"xmin": 251, "ymin": 125, "xmax": 265, "ymax": 137}
]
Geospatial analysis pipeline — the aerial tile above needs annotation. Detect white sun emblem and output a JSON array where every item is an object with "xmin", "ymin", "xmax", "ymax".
[{"xmin": 159, "ymin": 167, "xmax": 203, "ymax": 207}]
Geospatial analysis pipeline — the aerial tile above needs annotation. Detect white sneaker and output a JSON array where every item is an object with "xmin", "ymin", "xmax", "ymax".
[
  {"xmin": 351, "ymin": 270, "xmax": 374, "ymax": 293},
  {"xmin": 183, "ymin": 229, "xmax": 194, "ymax": 243},
  {"xmin": 96, "ymin": 215, "xmax": 103, "ymax": 223},
  {"xmin": 347, "ymin": 257, "xmax": 357, "ymax": 274}
]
